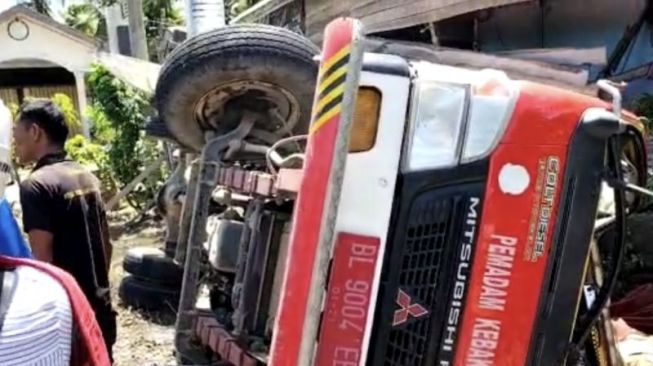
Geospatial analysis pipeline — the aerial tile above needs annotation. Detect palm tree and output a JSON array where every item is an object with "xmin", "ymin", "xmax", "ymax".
[{"xmin": 64, "ymin": 3, "xmax": 106, "ymax": 38}]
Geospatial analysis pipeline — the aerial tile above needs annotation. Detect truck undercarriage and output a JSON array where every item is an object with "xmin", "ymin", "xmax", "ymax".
[{"xmin": 131, "ymin": 17, "xmax": 650, "ymax": 366}]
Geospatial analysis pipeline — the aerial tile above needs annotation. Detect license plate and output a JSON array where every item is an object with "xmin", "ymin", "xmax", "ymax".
[{"xmin": 315, "ymin": 233, "xmax": 380, "ymax": 366}]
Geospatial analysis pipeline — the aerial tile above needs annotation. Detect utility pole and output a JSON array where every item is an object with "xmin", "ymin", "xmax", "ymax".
[{"xmin": 126, "ymin": 0, "xmax": 149, "ymax": 60}]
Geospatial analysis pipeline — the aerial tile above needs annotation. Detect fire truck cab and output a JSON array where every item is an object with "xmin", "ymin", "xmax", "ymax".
[{"xmin": 150, "ymin": 18, "xmax": 647, "ymax": 366}]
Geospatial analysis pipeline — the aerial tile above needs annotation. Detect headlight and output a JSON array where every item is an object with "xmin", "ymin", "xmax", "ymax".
[
  {"xmin": 403, "ymin": 68, "xmax": 517, "ymax": 172},
  {"xmin": 403, "ymin": 81, "xmax": 467, "ymax": 171}
]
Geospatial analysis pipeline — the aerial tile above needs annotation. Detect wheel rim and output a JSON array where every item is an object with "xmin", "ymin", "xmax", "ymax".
[{"xmin": 193, "ymin": 80, "xmax": 302, "ymax": 145}]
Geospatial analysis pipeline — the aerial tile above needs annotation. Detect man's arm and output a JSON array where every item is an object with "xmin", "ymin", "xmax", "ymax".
[
  {"xmin": 19, "ymin": 180, "xmax": 54, "ymax": 262},
  {"xmin": 27, "ymin": 229, "xmax": 53, "ymax": 262}
]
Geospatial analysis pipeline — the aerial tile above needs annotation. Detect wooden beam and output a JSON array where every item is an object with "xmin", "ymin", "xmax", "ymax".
[{"xmin": 106, "ymin": 155, "xmax": 164, "ymax": 211}]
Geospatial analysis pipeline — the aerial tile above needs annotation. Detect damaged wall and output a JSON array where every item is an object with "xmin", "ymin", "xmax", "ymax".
[
  {"xmin": 480, "ymin": 0, "xmax": 649, "ymax": 57},
  {"xmin": 304, "ymin": 0, "xmax": 532, "ymax": 42},
  {"xmin": 474, "ymin": 0, "xmax": 653, "ymax": 103}
]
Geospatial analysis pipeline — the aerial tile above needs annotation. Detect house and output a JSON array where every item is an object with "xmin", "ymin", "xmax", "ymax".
[
  {"xmin": 232, "ymin": 0, "xmax": 533, "ymax": 43},
  {"xmin": 234, "ymin": 0, "xmax": 653, "ymax": 106},
  {"xmin": 0, "ymin": 4, "xmax": 100, "ymax": 136},
  {"xmin": 0, "ymin": 5, "xmax": 160, "ymax": 137},
  {"xmin": 469, "ymin": 0, "xmax": 653, "ymax": 105}
]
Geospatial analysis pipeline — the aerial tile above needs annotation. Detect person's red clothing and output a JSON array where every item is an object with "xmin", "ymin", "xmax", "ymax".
[{"xmin": 0, "ymin": 256, "xmax": 111, "ymax": 366}]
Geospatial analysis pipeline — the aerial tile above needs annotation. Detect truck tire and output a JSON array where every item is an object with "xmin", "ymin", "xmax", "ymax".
[
  {"xmin": 123, "ymin": 247, "xmax": 183, "ymax": 286},
  {"xmin": 119, "ymin": 275, "xmax": 180, "ymax": 311},
  {"xmin": 155, "ymin": 24, "xmax": 320, "ymax": 153}
]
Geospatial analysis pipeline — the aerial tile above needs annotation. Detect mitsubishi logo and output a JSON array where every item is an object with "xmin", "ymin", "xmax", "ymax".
[{"xmin": 392, "ymin": 289, "xmax": 428, "ymax": 326}]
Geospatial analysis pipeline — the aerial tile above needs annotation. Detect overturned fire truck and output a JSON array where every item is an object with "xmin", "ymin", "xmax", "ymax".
[{"xmin": 141, "ymin": 17, "xmax": 649, "ymax": 366}]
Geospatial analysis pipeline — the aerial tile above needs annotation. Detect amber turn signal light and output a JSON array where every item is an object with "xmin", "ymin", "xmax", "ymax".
[{"xmin": 349, "ymin": 87, "xmax": 382, "ymax": 153}]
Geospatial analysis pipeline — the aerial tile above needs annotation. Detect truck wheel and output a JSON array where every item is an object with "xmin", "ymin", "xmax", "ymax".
[
  {"xmin": 119, "ymin": 275, "xmax": 180, "ymax": 311},
  {"xmin": 155, "ymin": 24, "xmax": 319, "ymax": 154},
  {"xmin": 123, "ymin": 247, "xmax": 183, "ymax": 286}
]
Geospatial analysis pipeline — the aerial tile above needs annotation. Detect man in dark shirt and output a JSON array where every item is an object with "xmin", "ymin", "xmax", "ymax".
[{"xmin": 13, "ymin": 99, "xmax": 116, "ymax": 362}]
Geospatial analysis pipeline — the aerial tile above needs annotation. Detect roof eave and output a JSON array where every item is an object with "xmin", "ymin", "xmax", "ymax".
[{"xmin": 0, "ymin": 5, "xmax": 101, "ymax": 49}]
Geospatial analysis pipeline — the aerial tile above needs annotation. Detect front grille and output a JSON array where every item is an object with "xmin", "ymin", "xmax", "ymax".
[
  {"xmin": 368, "ymin": 180, "xmax": 486, "ymax": 366},
  {"xmin": 384, "ymin": 197, "xmax": 455, "ymax": 365}
]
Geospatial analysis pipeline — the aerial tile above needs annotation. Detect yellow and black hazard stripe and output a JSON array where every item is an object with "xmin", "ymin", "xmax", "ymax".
[{"xmin": 309, "ymin": 45, "xmax": 352, "ymax": 134}]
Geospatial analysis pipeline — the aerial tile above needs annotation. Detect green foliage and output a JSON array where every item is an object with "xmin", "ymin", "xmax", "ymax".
[
  {"xmin": 143, "ymin": 0, "xmax": 184, "ymax": 62},
  {"xmin": 64, "ymin": 134, "xmax": 114, "ymax": 189},
  {"xmin": 64, "ymin": 3, "xmax": 107, "ymax": 40},
  {"xmin": 144, "ymin": 0, "xmax": 183, "ymax": 28},
  {"xmin": 7, "ymin": 103, "xmax": 19, "ymax": 169},
  {"xmin": 85, "ymin": 105, "xmax": 114, "ymax": 145},
  {"xmin": 6, "ymin": 103, "xmax": 18, "ymax": 119},
  {"xmin": 86, "ymin": 64, "xmax": 164, "ymax": 209},
  {"xmin": 65, "ymin": 135, "xmax": 103, "ymax": 167},
  {"xmin": 90, "ymin": 0, "xmax": 183, "ymax": 62},
  {"xmin": 633, "ymin": 94, "xmax": 653, "ymax": 192},
  {"xmin": 634, "ymin": 94, "xmax": 653, "ymax": 131},
  {"xmin": 50, "ymin": 93, "xmax": 83, "ymax": 136}
]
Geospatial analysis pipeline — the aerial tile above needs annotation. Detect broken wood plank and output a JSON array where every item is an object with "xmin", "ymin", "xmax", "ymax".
[{"xmin": 106, "ymin": 155, "xmax": 165, "ymax": 211}]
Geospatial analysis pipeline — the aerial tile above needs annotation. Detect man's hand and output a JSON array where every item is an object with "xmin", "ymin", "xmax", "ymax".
[{"xmin": 28, "ymin": 229, "xmax": 54, "ymax": 263}]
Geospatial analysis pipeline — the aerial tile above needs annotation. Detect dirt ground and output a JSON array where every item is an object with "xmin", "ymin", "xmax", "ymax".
[
  {"xmin": 108, "ymin": 214, "xmax": 177, "ymax": 366},
  {"xmin": 8, "ymin": 173, "xmax": 181, "ymax": 365}
]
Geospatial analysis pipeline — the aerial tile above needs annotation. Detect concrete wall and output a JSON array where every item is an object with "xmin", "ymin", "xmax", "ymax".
[{"xmin": 104, "ymin": 3, "xmax": 129, "ymax": 56}]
